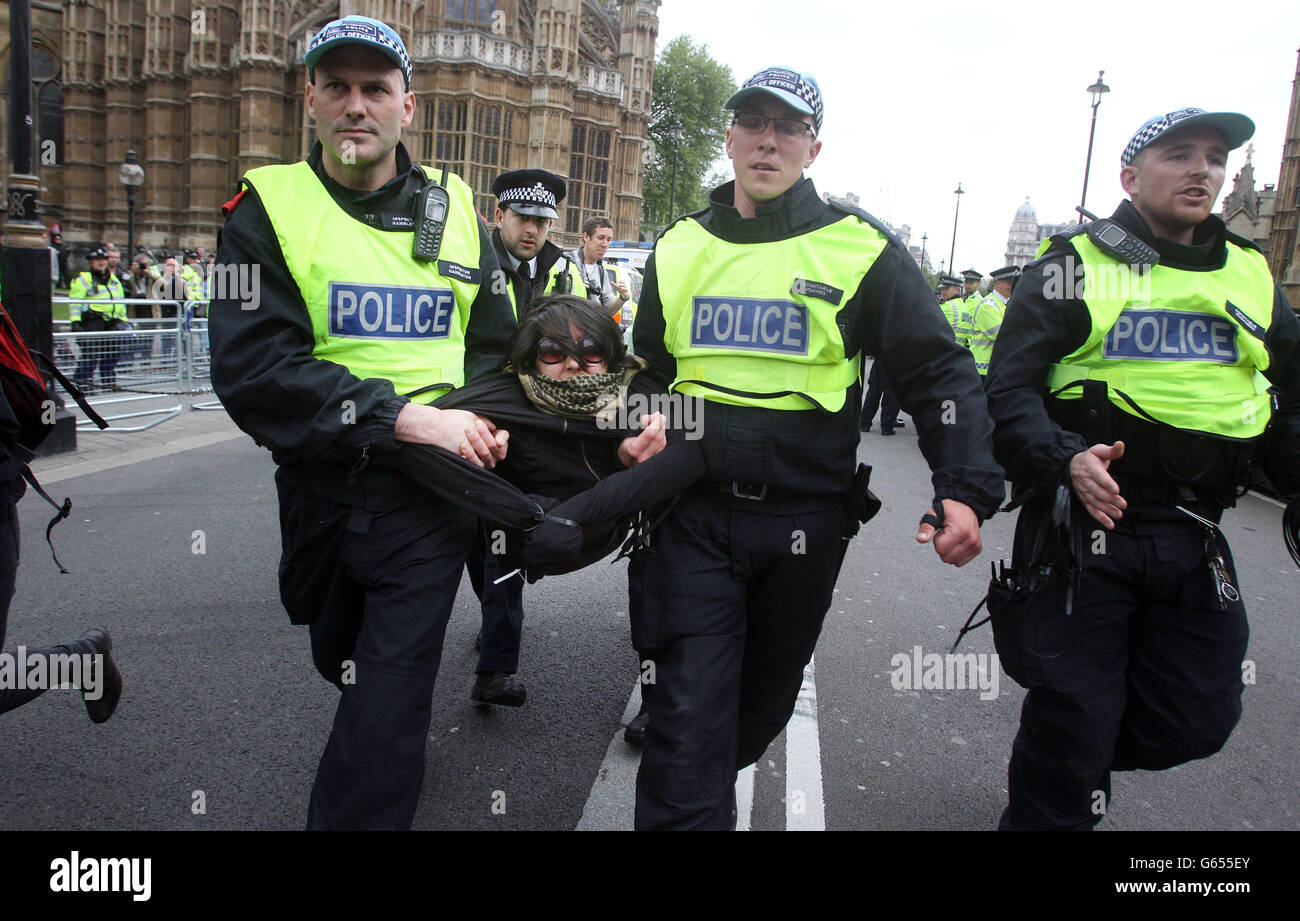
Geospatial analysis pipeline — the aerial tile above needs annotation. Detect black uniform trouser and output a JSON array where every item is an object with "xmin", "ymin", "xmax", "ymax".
[
  {"xmin": 628, "ymin": 492, "xmax": 846, "ymax": 830},
  {"xmin": 278, "ymin": 476, "xmax": 477, "ymax": 831},
  {"xmin": 860, "ymin": 361, "xmax": 900, "ymax": 431},
  {"xmin": 468, "ymin": 526, "xmax": 525, "ymax": 674},
  {"xmin": 1000, "ymin": 503, "xmax": 1248, "ymax": 830}
]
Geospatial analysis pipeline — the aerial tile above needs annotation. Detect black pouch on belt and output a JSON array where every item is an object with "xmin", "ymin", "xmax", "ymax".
[{"xmin": 841, "ymin": 462, "xmax": 882, "ymax": 538}]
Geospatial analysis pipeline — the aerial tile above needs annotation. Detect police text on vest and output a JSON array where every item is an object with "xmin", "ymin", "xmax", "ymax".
[
  {"xmin": 1104, "ymin": 309, "xmax": 1238, "ymax": 363},
  {"xmin": 329, "ymin": 283, "xmax": 454, "ymax": 339},
  {"xmin": 691, "ymin": 297, "xmax": 808, "ymax": 354}
]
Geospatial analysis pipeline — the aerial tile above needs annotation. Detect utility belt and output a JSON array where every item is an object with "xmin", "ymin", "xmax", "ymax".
[
  {"xmin": 695, "ymin": 463, "xmax": 882, "ymax": 530},
  {"xmin": 1047, "ymin": 382, "xmax": 1254, "ymax": 492}
]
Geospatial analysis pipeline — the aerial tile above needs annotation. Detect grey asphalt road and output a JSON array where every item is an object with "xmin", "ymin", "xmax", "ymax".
[{"xmin": 1, "ymin": 418, "xmax": 1295, "ymax": 831}]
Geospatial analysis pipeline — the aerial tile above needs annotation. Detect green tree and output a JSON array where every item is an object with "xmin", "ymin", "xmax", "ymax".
[{"xmin": 640, "ymin": 37, "xmax": 736, "ymax": 238}]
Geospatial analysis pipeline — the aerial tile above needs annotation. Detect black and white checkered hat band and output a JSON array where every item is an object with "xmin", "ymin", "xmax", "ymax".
[
  {"xmin": 499, "ymin": 184, "xmax": 557, "ymax": 209},
  {"xmin": 743, "ymin": 69, "xmax": 823, "ymax": 131},
  {"xmin": 1121, "ymin": 108, "xmax": 1206, "ymax": 166}
]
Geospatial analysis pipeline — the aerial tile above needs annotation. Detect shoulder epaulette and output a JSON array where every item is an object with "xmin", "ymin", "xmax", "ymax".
[
  {"xmin": 825, "ymin": 197, "xmax": 906, "ymax": 249},
  {"xmin": 655, "ymin": 207, "xmax": 709, "ymax": 244}
]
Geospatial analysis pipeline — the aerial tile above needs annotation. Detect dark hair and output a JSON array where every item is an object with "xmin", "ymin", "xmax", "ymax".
[
  {"xmin": 581, "ymin": 217, "xmax": 614, "ymax": 238},
  {"xmin": 509, "ymin": 294, "xmax": 627, "ymax": 373}
]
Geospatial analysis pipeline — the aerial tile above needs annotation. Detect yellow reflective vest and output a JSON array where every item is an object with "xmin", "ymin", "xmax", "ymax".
[
  {"xmin": 242, "ymin": 161, "xmax": 485, "ymax": 403},
  {"xmin": 653, "ymin": 213, "xmax": 885, "ymax": 412},
  {"xmin": 968, "ymin": 290, "xmax": 1006, "ymax": 376},
  {"xmin": 1044, "ymin": 231, "xmax": 1275, "ymax": 440},
  {"xmin": 69, "ymin": 271, "xmax": 126, "ymax": 322}
]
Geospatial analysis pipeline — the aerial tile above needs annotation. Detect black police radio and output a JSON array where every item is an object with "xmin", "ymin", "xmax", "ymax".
[
  {"xmin": 1076, "ymin": 206, "xmax": 1160, "ymax": 266},
  {"xmin": 412, "ymin": 175, "xmax": 450, "ymax": 262}
]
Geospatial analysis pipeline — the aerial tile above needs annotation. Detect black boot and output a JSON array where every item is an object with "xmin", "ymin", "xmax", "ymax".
[
  {"xmin": 77, "ymin": 629, "xmax": 123, "ymax": 724},
  {"xmin": 471, "ymin": 672, "xmax": 526, "ymax": 707}
]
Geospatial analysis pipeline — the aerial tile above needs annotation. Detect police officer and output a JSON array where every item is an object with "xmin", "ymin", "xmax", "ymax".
[
  {"xmin": 489, "ymin": 169, "xmax": 587, "ymax": 319},
  {"xmin": 968, "ymin": 264, "xmax": 1018, "ymax": 376},
  {"xmin": 628, "ymin": 65, "xmax": 1004, "ymax": 829},
  {"xmin": 985, "ymin": 107, "xmax": 1300, "ymax": 830},
  {"xmin": 69, "ymin": 246, "xmax": 127, "ymax": 390},
  {"xmin": 208, "ymin": 14, "xmax": 515, "ymax": 830},
  {"xmin": 465, "ymin": 168, "xmax": 588, "ymax": 707},
  {"xmin": 937, "ymin": 274, "xmax": 968, "ymax": 346}
]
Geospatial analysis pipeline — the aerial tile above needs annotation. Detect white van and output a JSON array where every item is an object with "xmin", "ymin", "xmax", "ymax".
[{"xmin": 603, "ymin": 241, "xmax": 653, "ymax": 272}]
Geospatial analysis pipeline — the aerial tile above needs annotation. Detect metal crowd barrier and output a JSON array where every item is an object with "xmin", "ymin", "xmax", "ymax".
[{"xmin": 50, "ymin": 296, "xmax": 216, "ymax": 432}]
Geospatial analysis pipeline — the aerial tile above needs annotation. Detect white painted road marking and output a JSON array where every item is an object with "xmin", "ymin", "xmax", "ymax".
[
  {"xmin": 578, "ymin": 655, "xmax": 826, "ymax": 831},
  {"xmin": 785, "ymin": 656, "xmax": 826, "ymax": 830}
]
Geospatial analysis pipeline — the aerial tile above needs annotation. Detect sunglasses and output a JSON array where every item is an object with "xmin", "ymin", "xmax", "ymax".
[{"xmin": 536, "ymin": 335, "xmax": 607, "ymax": 367}]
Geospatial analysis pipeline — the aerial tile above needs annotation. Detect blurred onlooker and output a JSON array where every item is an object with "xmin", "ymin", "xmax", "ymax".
[
  {"xmin": 102, "ymin": 242, "xmax": 129, "ymax": 289},
  {"xmin": 126, "ymin": 253, "xmax": 161, "ymax": 319},
  {"xmin": 48, "ymin": 224, "xmax": 69, "ymax": 288}
]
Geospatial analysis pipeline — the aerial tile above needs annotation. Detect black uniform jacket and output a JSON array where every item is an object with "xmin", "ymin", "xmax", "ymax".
[
  {"xmin": 630, "ymin": 176, "xmax": 1005, "ymax": 520},
  {"xmin": 986, "ymin": 199, "xmax": 1300, "ymax": 501},
  {"xmin": 208, "ymin": 142, "xmax": 515, "ymax": 470}
]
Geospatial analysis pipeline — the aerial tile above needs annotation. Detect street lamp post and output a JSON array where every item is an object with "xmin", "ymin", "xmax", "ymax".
[
  {"xmin": 919, "ymin": 232, "xmax": 928, "ymax": 270},
  {"xmin": 118, "ymin": 148, "xmax": 145, "ymax": 262},
  {"xmin": 1079, "ymin": 70, "xmax": 1110, "ymax": 219},
  {"xmin": 948, "ymin": 183, "xmax": 964, "ymax": 276},
  {"xmin": 667, "ymin": 120, "xmax": 684, "ymax": 224}
]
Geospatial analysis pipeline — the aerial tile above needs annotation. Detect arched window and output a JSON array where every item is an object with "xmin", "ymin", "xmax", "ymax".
[{"xmin": 32, "ymin": 42, "xmax": 62, "ymax": 166}]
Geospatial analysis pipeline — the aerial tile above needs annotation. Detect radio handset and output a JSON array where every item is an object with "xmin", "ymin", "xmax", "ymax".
[{"xmin": 412, "ymin": 175, "xmax": 450, "ymax": 263}]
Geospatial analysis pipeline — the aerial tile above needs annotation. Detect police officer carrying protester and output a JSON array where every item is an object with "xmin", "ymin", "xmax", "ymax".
[
  {"xmin": 628, "ymin": 66, "xmax": 1005, "ymax": 829},
  {"xmin": 985, "ymin": 107, "xmax": 1300, "ymax": 830},
  {"xmin": 208, "ymin": 15, "xmax": 514, "ymax": 830},
  {"xmin": 968, "ymin": 264, "xmax": 1018, "ymax": 376},
  {"xmin": 464, "ymin": 168, "xmax": 588, "ymax": 707}
]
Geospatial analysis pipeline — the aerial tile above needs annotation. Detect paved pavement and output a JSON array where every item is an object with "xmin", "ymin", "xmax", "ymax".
[{"xmin": 4, "ymin": 401, "xmax": 1297, "ymax": 832}]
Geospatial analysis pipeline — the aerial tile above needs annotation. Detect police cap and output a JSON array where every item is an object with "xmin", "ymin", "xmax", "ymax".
[
  {"xmin": 939, "ymin": 275, "xmax": 963, "ymax": 288},
  {"xmin": 726, "ymin": 67, "xmax": 824, "ymax": 134},
  {"xmin": 492, "ymin": 169, "xmax": 566, "ymax": 220},
  {"xmin": 989, "ymin": 265, "xmax": 1020, "ymax": 281},
  {"xmin": 960, "ymin": 268, "xmax": 983, "ymax": 282},
  {"xmin": 87, "ymin": 247, "xmax": 109, "ymax": 260},
  {"xmin": 1121, "ymin": 107, "xmax": 1254, "ymax": 167},
  {"xmin": 304, "ymin": 15, "xmax": 412, "ymax": 90}
]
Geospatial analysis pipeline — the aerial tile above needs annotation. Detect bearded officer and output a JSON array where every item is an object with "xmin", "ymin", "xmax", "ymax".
[
  {"xmin": 985, "ymin": 107, "xmax": 1300, "ymax": 829},
  {"xmin": 208, "ymin": 14, "xmax": 515, "ymax": 829},
  {"xmin": 628, "ymin": 65, "xmax": 1005, "ymax": 829}
]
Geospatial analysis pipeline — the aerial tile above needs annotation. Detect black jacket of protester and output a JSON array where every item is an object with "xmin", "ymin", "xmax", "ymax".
[
  {"xmin": 208, "ymin": 141, "xmax": 515, "ymax": 469},
  {"xmin": 985, "ymin": 199, "xmax": 1300, "ymax": 502},
  {"xmin": 630, "ymin": 176, "xmax": 1005, "ymax": 519}
]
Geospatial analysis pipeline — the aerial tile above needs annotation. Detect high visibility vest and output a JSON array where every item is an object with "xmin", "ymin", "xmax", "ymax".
[
  {"xmin": 654, "ymin": 213, "xmax": 884, "ymax": 412},
  {"xmin": 181, "ymin": 264, "xmax": 203, "ymax": 300},
  {"xmin": 1044, "ymin": 231, "xmax": 1275, "ymax": 441},
  {"xmin": 69, "ymin": 272, "xmax": 126, "ymax": 321},
  {"xmin": 941, "ymin": 295, "xmax": 970, "ymax": 347},
  {"xmin": 241, "ymin": 161, "xmax": 484, "ymax": 403},
  {"xmin": 968, "ymin": 290, "xmax": 1007, "ymax": 376},
  {"xmin": 506, "ymin": 254, "xmax": 587, "ymax": 320}
]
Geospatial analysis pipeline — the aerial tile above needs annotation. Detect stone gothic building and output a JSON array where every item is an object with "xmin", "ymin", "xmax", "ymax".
[
  {"xmin": 1219, "ymin": 145, "xmax": 1275, "ymax": 256},
  {"xmin": 1, "ymin": 0, "xmax": 659, "ymax": 256},
  {"xmin": 1268, "ymin": 47, "xmax": 1300, "ymax": 308}
]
